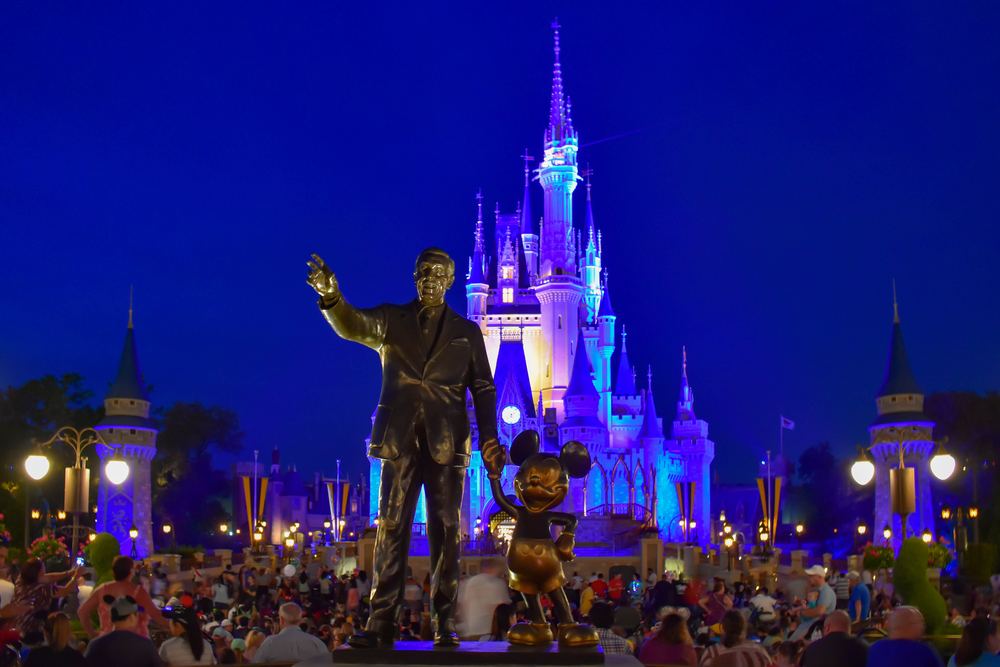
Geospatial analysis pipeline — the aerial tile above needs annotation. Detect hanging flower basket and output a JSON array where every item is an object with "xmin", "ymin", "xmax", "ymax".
[
  {"xmin": 861, "ymin": 541, "xmax": 895, "ymax": 571},
  {"xmin": 28, "ymin": 535, "xmax": 71, "ymax": 570}
]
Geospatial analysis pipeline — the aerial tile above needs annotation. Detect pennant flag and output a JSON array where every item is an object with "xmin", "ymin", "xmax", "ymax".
[
  {"xmin": 257, "ymin": 478, "xmax": 268, "ymax": 522},
  {"xmin": 781, "ymin": 416, "xmax": 795, "ymax": 430},
  {"xmin": 772, "ymin": 477, "xmax": 782, "ymax": 537},
  {"xmin": 242, "ymin": 477, "xmax": 254, "ymax": 536}
]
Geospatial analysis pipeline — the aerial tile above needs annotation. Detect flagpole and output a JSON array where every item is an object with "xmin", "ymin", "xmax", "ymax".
[
  {"xmin": 252, "ymin": 450, "xmax": 258, "ymax": 528},
  {"xmin": 766, "ymin": 450, "xmax": 772, "ymax": 537},
  {"xmin": 335, "ymin": 459, "xmax": 341, "ymax": 542}
]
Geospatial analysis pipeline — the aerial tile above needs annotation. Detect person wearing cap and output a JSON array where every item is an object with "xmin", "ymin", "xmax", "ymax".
[
  {"xmin": 229, "ymin": 638, "xmax": 246, "ymax": 663},
  {"xmin": 84, "ymin": 595, "xmax": 163, "ymax": 666},
  {"xmin": 158, "ymin": 594, "xmax": 215, "ymax": 665},
  {"xmin": 789, "ymin": 565, "xmax": 835, "ymax": 641},
  {"xmin": 848, "ymin": 570, "xmax": 871, "ymax": 623},
  {"xmin": 251, "ymin": 602, "xmax": 328, "ymax": 663}
]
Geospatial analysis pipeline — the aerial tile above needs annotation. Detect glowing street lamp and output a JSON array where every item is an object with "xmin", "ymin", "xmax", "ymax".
[
  {"xmin": 24, "ymin": 455, "xmax": 50, "ymax": 481},
  {"xmin": 30, "ymin": 510, "xmax": 41, "ymax": 520},
  {"xmin": 883, "ymin": 525, "xmax": 892, "ymax": 542},
  {"xmin": 851, "ymin": 447, "xmax": 875, "ymax": 485},
  {"xmin": 941, "ymin": 505, "xmax": 951, "ymax": 520},
  {"xmin": 128, "ymin": 525, "xmax": 139, "ymax": 559},
  {"xmin": 930, "ymin": 440, "xmax": 956, "ymax": 481},
  {"xmin": 921, "ymin": 528, "xmax": 933, "ymax": 543},
  {"xmin": 857, "ymin": 524, "xmax": 867, "ymax": 535},
  {"xmin": 57, "ymin": 511, "xmax": 66, "ymax": 520},
  {"xmin": 219, "ymin": 523, "xmax": 228, "ymax": 533}
]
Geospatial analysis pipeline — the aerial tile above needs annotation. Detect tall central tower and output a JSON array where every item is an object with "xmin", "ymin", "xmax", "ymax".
[{"xmin": 535, "ymin": 20, "xmax": 584, "ymax": 422}]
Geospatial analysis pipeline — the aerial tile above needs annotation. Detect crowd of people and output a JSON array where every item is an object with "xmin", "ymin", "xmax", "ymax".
[{"xmin": 1, "ymin": 553, "xmax": 998, "ymax": 666}]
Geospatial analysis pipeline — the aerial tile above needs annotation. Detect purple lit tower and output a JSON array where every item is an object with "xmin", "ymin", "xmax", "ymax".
[
  {"xmin": 364, "ymin": 22, "xmax": 715, "ymax": 548},
  {"xmin": 869, "ymin": 293, "xmax": 936, "ymax": 547},
  {"xmin": 94, "ymin": 309, "xmax": 157, "ymax": 559}
]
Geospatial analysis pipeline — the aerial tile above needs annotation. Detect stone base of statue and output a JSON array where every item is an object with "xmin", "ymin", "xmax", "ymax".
[{"xmin": 316, "ymin": 641, "xmax": 609, "ymax": 666}]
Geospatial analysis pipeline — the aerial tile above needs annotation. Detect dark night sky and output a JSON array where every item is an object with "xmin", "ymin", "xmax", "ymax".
[{"xmin": 2, "ymin": 2, "xmax": 998, "ymax": 484}]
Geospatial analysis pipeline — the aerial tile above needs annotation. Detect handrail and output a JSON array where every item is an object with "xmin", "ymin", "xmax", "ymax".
[{"xmin": 611, "ymin": 517, "xmax": 654, "ymax": 552}]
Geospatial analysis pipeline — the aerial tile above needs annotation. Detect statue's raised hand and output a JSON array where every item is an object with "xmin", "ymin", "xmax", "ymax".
[{"xmin": 307, "ymin": 254, "xmax": 339, "ymax": 299}]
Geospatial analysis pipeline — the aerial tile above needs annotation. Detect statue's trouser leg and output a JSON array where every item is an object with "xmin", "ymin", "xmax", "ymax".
[
  {"xmin": 365, "ymin": 450, "xmax": 423, "ymax": 638},
  {"xmin": 423, "ymin": 447, "xmax": 466, "ymax": 635},
  {"xmin": 549, "ymin": 586, "xmax": 573, "ymax": 624},
  {"xmin": 522, "ymin": 592, "xmax": 545, "ymax": 624}
]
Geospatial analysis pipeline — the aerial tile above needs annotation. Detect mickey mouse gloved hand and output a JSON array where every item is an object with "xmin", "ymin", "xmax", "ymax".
[{"xmin": 555, "ymin": 532, "xmax": 575, "ymax": 561}]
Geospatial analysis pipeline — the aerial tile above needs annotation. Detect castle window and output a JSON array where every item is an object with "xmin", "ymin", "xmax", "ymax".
[
  {"xmin": 108, "ymin": 429, "xmax": 114, "ymax": 433},
  {"xmin": 502, "ymin": 288, "xmax": 513, "ymax": 303},
  {"xmin": 129, "ymin": 400, "xmax": 135, "ymax": 406},
  {"xmin": 891, "ymin": 397, "xmax": 897, "ymax": 402},
  {"xmin": 558, "ymin": 316, "xmax": 563, "ymax": 329},
  {"xmin": 502, "ymin": 267, "xmax": 513, "ymax": 280},
  {"xmin": 114, "ymin": 400, "xmax": 119, "ymax": 405},
  {"xmin": 130, "ymin": 429, "xmax": 136, "ymax": 435}
]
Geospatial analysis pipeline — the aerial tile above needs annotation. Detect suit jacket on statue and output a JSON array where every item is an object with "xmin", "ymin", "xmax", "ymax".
[{"xmin": 321, "ymin": 296, "xmax": 497, "ymax": 468}]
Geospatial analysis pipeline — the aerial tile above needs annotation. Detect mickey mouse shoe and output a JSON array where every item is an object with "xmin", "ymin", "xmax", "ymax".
[
  {"xmin": 557, "ymin": 623, "xmax": 599, "ymax": 647},
  {"xmin": 507, "ymin": 621, "xmax": 553, "ymax": 646}
]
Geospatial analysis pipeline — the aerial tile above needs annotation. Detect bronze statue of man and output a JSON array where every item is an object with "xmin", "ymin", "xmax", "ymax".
[{"xmin": 307, "ymin": 248, "xmax": 504, "ymax": 648}]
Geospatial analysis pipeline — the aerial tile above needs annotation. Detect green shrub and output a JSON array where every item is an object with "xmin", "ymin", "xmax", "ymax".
[
  {"xmin": 965, "ymin": 543, "xmax": 998, "ymax": 585},
  {"xmin": 88, "ymin": 533, "xmax": 121, "ymax": 583},
  {"xmin": 894, "ymin": 537, "xmax": 947, "ymax": 633}
]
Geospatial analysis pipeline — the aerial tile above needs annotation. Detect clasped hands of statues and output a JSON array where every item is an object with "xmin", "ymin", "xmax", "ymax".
[{"xmin": 307, "ymin": 253, "xmax": 507, "ymax": 480}]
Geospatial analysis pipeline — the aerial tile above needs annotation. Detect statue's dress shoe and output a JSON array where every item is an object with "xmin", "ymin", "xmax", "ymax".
[
  {"xmin": 557, "ymin": 623, "xmax": 599, "ymax": 647},
  {"xmin": 507, "ymin": 621, "xmax": 553, "ymax": 646},
  {"xmin": 433, "ymin": 631, "xmax": 460, "ymax": 647},
  {"xmin": 347, "ymin": 631, "xmax": 394, "ymax": 649}
]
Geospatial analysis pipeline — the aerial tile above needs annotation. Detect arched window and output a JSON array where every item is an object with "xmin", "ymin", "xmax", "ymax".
[
  {"xmin": 611, "ymin": 459, "xmax": 630, "ymax": 512},
  {"xmin": 585, "ymin": 463, "xmax": 606, "ymax": 512}
]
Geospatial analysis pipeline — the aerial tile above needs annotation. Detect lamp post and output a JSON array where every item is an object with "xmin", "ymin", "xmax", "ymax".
[
  {"xmin": 852, "ymin": 429, "xmax": 944, "ymax": 542},
  {"xmin": 323, "ymin": 520, "xmax": 331, "ymax": 546},
  {"xmin": 129, "ymin": 525, "xmax": 139, "ymax": 559},
  {"xmin": 162, "ymin": 519, "xmax": 175, "ymax": 550},
  {"xmin": 724, "ymin": 536, "xmax": 734, "ymax": 571},
  {"xmin": 795, "ymin": 523, "xmax": 804, "ymax": 550},
  {"xmin": 882, "ymin": 525, "xmax": 892, "ymax": 546},
  {"xmin": 31, "ymin": 427, "xmax": 130, "ymax": 561}
]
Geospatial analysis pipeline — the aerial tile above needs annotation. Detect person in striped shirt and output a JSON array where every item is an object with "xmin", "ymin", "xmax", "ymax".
[
  {"xmin": 588, "ymin": 602, "xmax": 631, "ymax": 655},
  {"xmin": 699, "ymin": 610, "xmax": 771, "ymax": 667}
]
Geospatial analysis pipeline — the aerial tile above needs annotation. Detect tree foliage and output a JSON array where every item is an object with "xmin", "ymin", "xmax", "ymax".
[
  {"xmin": 0, "ymin": 374, "xmax": 103, "ymax": 548},
  {"xmin": 151, "ymin": 402, "xmax": 244, "ymax": 546},
  {"xmin": 793, "ymin": 442, "xmax": 873, "ymax": 550}
]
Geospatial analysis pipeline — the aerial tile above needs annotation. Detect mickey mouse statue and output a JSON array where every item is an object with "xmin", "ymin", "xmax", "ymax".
[{"xmin": 490, "ymin": 429, "xmax": 600, "ymax": 648}]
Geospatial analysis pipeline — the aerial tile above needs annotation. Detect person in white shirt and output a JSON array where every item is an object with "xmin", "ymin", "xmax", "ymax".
[
  {"xmin": 748, "ymin": 586, "xmax": 777, "ymax": 622},
  {"xmin": 252, "ymin": 603, "xmax": 328, "ymax": 663},
  {"xmin": 457, "ymin": 560, "xmax": 510, "ymax": 639},
  {"xmin": 160, "ymin": 596, "xmax": 216, "ymax": 665}
]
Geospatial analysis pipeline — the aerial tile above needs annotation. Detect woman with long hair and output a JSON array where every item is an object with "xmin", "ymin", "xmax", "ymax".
[
  {"xmin": 480, "ymin": 603, "xmax": 514, "ymax": 642},
  {"xmin": 1, "ymin": 559, "xmax": 82, "ymax": 638},
  {"xmin": 950, "ymin": 616, "xmax": 1000, "ymax": 667},
  {"xmin": 158, "ymin": 594, "xmax": 216, "ymax": 665},
  {"xmin": 23, "ymin": 612, "xmax": 85, "ymax": 667},
  {"xmin": 637, "ymin": 613, "xmax": 697, "ymax": 666}
]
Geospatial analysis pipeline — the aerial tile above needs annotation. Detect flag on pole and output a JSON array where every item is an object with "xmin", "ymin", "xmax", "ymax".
[{"xmin": 781, "ymin": 416, "xmax": 795, "ymax": 430}]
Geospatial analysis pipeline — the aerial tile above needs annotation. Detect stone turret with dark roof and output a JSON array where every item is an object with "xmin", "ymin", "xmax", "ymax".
[
  {"xmin": 871, "ymin": 292, "xmax": 932, "ymax": 426},
  {"xmin": 94, "ymin": 308, "xmax": 157, "ymax": 561},
  {"xmin": 637, "ymin": 367, "xmax": 664, "ymax": 441}
]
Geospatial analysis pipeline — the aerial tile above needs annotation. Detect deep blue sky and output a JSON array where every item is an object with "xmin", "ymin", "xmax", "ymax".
[{"xmin": 2, "ymin": 2, "xmax": 998, "ymax": 484}]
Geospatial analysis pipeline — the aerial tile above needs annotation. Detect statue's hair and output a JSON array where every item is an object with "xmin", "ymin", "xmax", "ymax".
[{"xmin": 415, "ymin": 248, "xmax": 455, "ymax": 275}]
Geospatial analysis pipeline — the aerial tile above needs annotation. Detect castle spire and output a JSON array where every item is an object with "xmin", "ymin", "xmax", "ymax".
[
  {"xmin": 565, "ymin": 330, "xmax": 598, "ymax": 398},
  {"xmin": 106, "ymin": 304, "xmax": 149, "ymax": 402},
  {"xmin": 638, "ymin": 365, "xmax": 663, "ymax": 439},
  {"xmin": 893, "ymin": 278, "xmax": 899, "ymax": 323},
  {"xmin": 876, "ymin": 287, "xmax": 922, "ymax": 399},
  {"xmin": 677, "ymin": 346, "xmax": 696, "ymax": 421},
  {"xmin": 468, "ymin": 189, "xmax": 486, "ymax": 284},
  {"xmin": 548, "ymin": 19, "xmax": 570, "ymax": 141},
  {"xmin": 520, "ymin": 150, "xmax": 534, "ymax": 235},
  {"xmin": 615, "ymin": 326, "xmax": 637, "ymax": 395},
  {"xmin": 597, "ymin": 270, "xmax": 615, "ymax": 318}
]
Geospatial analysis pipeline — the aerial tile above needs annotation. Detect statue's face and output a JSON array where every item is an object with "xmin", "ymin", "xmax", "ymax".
[
  {"xmin": 414, "ymin": 257, "xmax": 455, "ymax": 306},
  {"xmin": 514, "ymin": 455, "xmax": 569, "ymax": 513}
]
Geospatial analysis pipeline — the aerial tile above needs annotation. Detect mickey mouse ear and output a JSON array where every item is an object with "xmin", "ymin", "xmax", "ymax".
[
  {"xmin": 103, "ymin": 594, "xmax": 116, "ymax": 604},
  {"xmin": 560, "ymin": 440, "xmax": 591, "ymax": 478},
  {"xmin": 510, "ymin": 430, "xmax": 540, "ymax": 466}
]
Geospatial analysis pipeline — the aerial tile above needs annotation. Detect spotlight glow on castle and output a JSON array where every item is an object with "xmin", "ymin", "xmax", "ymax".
[{"xmin": 367, "ymin": 23, "xmax": 714, "ymax": 548}]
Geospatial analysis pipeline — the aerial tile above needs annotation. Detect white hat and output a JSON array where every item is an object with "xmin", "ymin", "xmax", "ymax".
[{"xmin": 804, "ymin": 565, "xmax": 826, "ymax": 577}]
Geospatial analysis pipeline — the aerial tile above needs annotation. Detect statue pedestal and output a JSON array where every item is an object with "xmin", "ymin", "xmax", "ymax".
[{"xmin": 328, "ymin": 641, "xmax": 607, "ymax": 666}]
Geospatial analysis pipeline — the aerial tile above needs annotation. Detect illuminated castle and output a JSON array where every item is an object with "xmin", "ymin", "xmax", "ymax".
[{"xmin": 367, "ymin": 23, "xmax": 714, "ymax": 547}]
